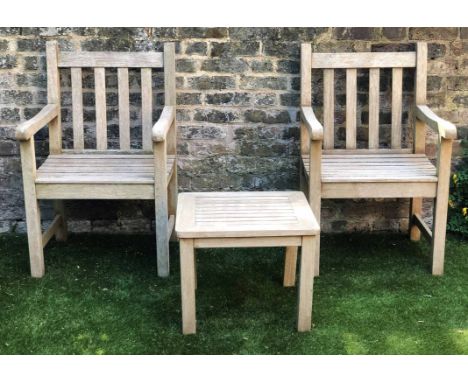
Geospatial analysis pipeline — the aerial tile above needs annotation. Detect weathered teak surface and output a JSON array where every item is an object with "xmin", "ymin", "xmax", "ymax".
[
  {"xmin": 16, "ymin": 42, "xmax": 177, "ymax": 278},
  {"xmin": 175, "ymin": 191, "xmax": 320, "ymax": 334},
  {"xmin": 300, "ymin": 42, "xmax": 457, "ymax": 276}
]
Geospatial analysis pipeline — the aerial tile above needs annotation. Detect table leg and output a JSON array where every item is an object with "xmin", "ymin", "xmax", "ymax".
[
  {"xmin": 283, "ymin": 246, "xmax": 298, "ymax": 287},
  {"xmin": 180, "ymin": 238, "xmax": 196, "ymax": 334},
  {"xmin": 297, "ymin": 235, "xmax": 316, "ymax": 332}
]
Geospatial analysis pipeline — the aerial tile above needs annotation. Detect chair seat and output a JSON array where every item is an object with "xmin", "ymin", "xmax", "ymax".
[
  {"xmin": 36, "ymin": 154, "xmax": 175, "ymax": 184},
  {"xmin": 302, "ymin": 153, "xmax": 438, "ymax": 183}
]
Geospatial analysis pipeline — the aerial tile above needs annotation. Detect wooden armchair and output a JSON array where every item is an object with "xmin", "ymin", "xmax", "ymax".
[
  {"xmin": 16, "ymin": 42, "xmax": 177, "ymax": 278},
  {"xmin": 297, "ymin": 42, "xmax": 457, "ymax": 276}
]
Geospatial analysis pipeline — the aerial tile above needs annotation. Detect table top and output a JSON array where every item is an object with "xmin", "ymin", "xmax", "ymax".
[{"xmin": 175, "ymin": 191, "xmax": 320, "ymax": 239}]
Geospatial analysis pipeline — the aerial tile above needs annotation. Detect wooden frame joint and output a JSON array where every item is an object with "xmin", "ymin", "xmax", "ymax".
[
  {"xmin": 412, "ymin": 213, "xmax": 432, "ymax": 242},
  {"xmin": 42, "ymin": 215, "xmax": 63, "ymax": 248},
  {"xmin": 168, "ymin": 214, "xmax": 175, "ymax": 239}
]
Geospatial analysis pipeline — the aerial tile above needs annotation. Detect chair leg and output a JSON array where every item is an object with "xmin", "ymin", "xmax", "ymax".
[
  {"xmin": 155, "ymin": 171, "xmax": 169, "ymax": 277},
  {"xmin": 167, "ymin": 164, "xmax": 178, "ymax": 242},
  {"xmin": 20, "ymin": 139, "xmax": 44, "ymax": 278},
  {"xmin": 432, "ymin": 196, "xmax": 448, "ymax": 276},
  {"xmin": 53, "ymin": 200, "xmax": 68, "ymax": 242},
  {"xmin": 24, "ymin": 196, "xmax": 45, "ymax": 278},
  {"xmin": 154, "ymin": 141, "xmax": 170, "ymax": 277},
  {"xmin": 300, "ymin": 165, "xmax": 308, "ymax": 197},
  {"xmin": 431, "ymin": 138, "xmax": 452, "ymax": 276},
  {"xmin": 308, "ymin": 141, "xmax": 321, "ymax": 277},
  {"xmin": 409, "ymin": 197, "xmax": 422, "ymax": 241},
  {"xmin": 283, "ymin": 246, "xmax": 298, "ymax": 287},
  {"xmin": 310, "ymin": 194, "xmax": 321, "ymax": 277},
  {"xmin": 155, "ymin": 198, "xmax": 169, "ymax": 277}
]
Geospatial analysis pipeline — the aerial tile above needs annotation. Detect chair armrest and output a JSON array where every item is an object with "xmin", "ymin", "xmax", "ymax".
[
  {"xmin": 152, "ymin": 106, "xmax": 176, "ymax": 142},
  {"xmin": 15, "ymin": 104, "xmax": 59, "ymax": 141},
  {"xmin": 300, "ymin": 106, "xmax": 324, "ymax": 141},
  {"xmin": 416, "ymin": 105, "xmax": 457, "ymax": 140}
]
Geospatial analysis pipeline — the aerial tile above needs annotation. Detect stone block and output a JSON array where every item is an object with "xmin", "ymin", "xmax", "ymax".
[
  {"xmin": 179, "ymin": 27, "xmax": 228, "ymax": 39},
  {"xmin": 409, "ymin": 27, "xmax": 458, "ymax": 40},
  {"xmin": 211, "ymin": 42, "xmax": 260, "ymax": 57},
  {"xmin": 185, "ymin": 42, "xmax": 208, "ymax": 55},
  {"xmin": 0, "ymin": 55, "xmax": 16, "ymax": 69},
  {"xmin": 334, "ymin": 27, "xmax": 380, "ymax": 40},
  {"xmin": 240, "ymin": 76, "xmax": 288, "ymax": 90},
  {"xmin": 186, "ymin": 75, "xmax": 235, "ymax": 90}
]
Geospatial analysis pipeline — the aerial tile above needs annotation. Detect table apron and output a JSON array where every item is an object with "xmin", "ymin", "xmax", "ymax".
[{"xmin": 193, "ymin": 236, "xmax": 303, "ymax": 248}]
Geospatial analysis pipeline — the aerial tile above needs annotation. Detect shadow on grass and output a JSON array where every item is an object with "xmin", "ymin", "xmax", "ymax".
[{"xmin": 0, "ymin": 233, "xmax": 467, "ymax": 354}]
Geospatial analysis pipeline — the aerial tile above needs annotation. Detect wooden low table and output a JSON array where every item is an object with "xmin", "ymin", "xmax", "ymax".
[{"xmin": 175, "ymin": 191, "xmax": 320, "ymax": 334}]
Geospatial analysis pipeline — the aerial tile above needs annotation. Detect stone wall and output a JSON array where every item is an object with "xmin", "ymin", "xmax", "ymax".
[{"xmin": 1, "ymin": 27, "xmax": 466, "ymax": 234}]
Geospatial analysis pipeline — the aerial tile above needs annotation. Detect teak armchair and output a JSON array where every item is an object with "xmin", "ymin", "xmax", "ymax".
[
  {"xmin": 298, "ymin": 42, "xmax": 457, "ymax": 276},
  {"xmin": 16, "ymin": 42, "xmax": 177, "ymax": 278}
]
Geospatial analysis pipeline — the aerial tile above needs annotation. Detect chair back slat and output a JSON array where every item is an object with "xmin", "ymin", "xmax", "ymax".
[
  {"xmin": 368, "ymin": 68, "xmax": 380, "ymax": 149},
  {"xmin": 141, "ymin": 68, "xmax": 153, "ymax": 151},
  {"xmin": 301, "ymin": 43, "xmax": 423, "ymax": 153},
  {"xmin": 345, "ymin": 68, "xmax": 357, "ymax": 149},
  {"xmin": 94, "ymin": 68, "xmax": 107, "ymax": 150},
  {"xmin": 71, "ymin": 68, "xmax": 84, "ymax": 151},
  {"xmin": 117, "ymin": 68, "xmax": 130, "ymax": 150},
  {"xmin": 391, "ymin": 67, "xmax": 403, "ymax": 149},
  {"xmin": 323, "ymin": 69, "xmax": 334, "ymax": 149}
]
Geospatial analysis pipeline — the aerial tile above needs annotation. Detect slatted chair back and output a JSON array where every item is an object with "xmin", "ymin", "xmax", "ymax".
[
  {"xmin": 46, "ymin": 41, "xmax": 176, "ymax": 154},
  {"xmin": 300, "ymin": 42, "xmax": 427, "ymax": 154}
]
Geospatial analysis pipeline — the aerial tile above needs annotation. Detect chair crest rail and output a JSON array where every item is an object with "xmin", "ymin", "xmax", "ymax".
[
  {"xmin": 310, "ymin": 52, "xmax": 416, "ymax": 69},
  {"xmin": 58, "ymin": 52, "xmax": 164, "ymax": 68}
]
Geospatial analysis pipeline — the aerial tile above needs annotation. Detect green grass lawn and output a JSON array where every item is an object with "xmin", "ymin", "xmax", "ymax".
[{"xmin": 0, "ymin": 233, "xmax": 467, "ymax": 354}]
